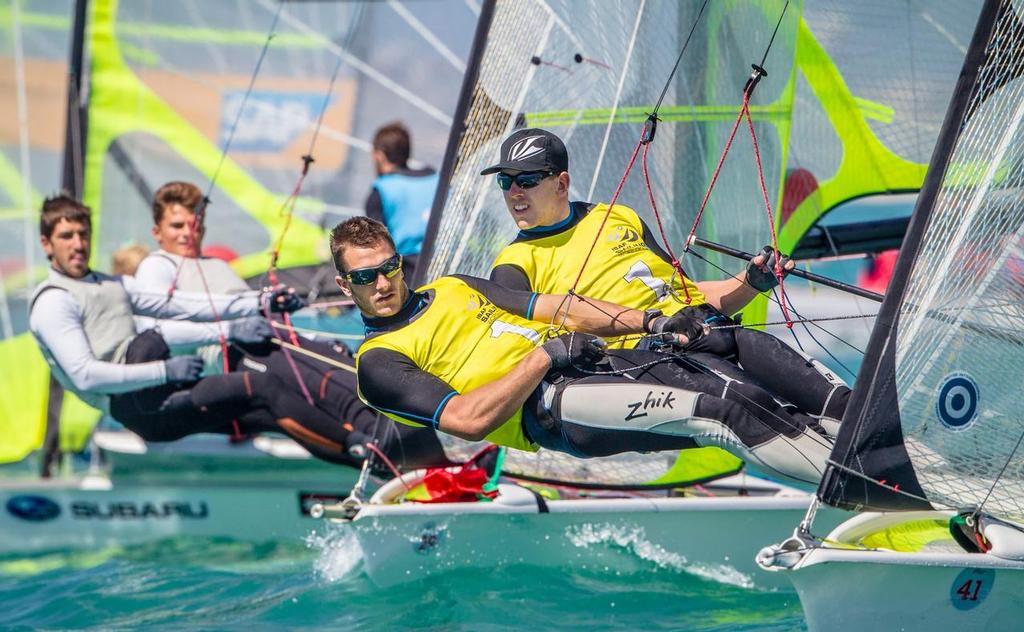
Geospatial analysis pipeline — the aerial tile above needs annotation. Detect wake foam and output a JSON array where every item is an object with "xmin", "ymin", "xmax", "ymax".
[
  {"xmin": 306, "ymin": 526, "xmax": 363, "ymax": 582},
  {"xmin": 565, "ymin": 522, "xmax": 754, "ymax": 589}
]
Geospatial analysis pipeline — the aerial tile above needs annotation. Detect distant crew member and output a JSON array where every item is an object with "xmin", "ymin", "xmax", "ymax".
[
  {"xmin": 26, "ymin": 194, "xmax": 381, "ymax": 465},
  {"xmin": 331, "ymin": 217, "xmax": 833, "ymax": 485},
  {"xmin": 111, "ymin": 243, "xmax": 149, "ymax": 276},
  {"xmin": 365, "ymin": 122, "xmax": 439, "ymax": 280},
  {"xmin": 133, "ymin": 181, "xmax": 452, "ymax": 470},
  {"xmin": 484, "ymin": 128, "xmax": 850, "ymax": 435}
]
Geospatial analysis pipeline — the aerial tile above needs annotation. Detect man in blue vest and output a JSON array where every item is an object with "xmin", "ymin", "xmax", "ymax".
[{"xmin": 365, "ymin": 122, "xmax": 439, "ymax": 280}]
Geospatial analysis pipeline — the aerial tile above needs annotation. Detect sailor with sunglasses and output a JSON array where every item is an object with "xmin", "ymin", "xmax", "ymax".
[
  {"xmin": 485, "ymin": 129, "xmax": 850, "ymax": 439},
  {"xmin": 332, "ymin": 216, "xmax": 833, "ymax": 485}
]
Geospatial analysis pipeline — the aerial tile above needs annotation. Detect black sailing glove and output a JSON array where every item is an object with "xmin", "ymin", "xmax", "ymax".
[
  {"xmin": 745, "ymin": 245, "xmax": 793, "ymax": 292},
  {"xmin": 541, "ymin": 332, "xmax": 607, "ymax": 369},
  {"xmin": 164, "ymin": 355, "xmax": 204, "ymax": 384},
  {"xmin": 649, "ymin": 311, "xmax": 707, "ymax": 345},
  {"xmin": 228, "ymin": 317, "xmax": 274, "ymax": 344},
  {"xmin": 263, "ymin": 286, "xmax": 307, "ymax": 313}
]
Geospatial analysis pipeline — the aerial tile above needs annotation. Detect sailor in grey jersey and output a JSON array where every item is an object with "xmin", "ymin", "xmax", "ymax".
[
  {"xmin": 134, "ymin": 247, "xmax": 258, "ymax": 372},
  {"xmin": 28, "ymin": 193, "xmax": 380, "ymax": 467},
  {"xmin": 30, "ymin": 265, "xmax": 261, "ymax": 415}
]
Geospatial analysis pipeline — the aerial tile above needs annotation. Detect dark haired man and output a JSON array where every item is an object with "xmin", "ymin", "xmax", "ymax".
[
  {"xmin": 484, "ymin": 128, "xmax": 850, "ymax": 436},
  {"xmin": 132, "ymin": 181, "xmax": 452, "ymax": 470},
  {"xmin": 365, "ymin": 122, "xmax": 438, "ymax": 279},
  {"xmin": 332, "ymin": 216, "xmax": 833, "ymax": 485},
  {"xmin": 29, "ymin": 194, "xmax": 372, "ymax": 466}
]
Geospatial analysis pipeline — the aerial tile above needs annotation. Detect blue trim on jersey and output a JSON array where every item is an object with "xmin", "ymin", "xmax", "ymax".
[
  {"xmin": 432, "ymin": 391, "xmax": 458, "ymax": 428},
  {"xmin": 526, "ymin": 292, "xmax": 539, "ymax": 320},
  {"xmin": 363, "ymin": 294, "xmax": 425, "ymax": 334},
  {"xmin": 371, "ymin": 390, "xmax": 456, "ymax": 430},
  {"xmin": 519, "ymin": 204, "xmax": 575, "ymax": 236}
]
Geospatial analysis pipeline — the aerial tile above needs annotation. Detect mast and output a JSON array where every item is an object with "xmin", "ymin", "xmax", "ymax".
[
  {"xmin": 62, "ymin": 0, "xmax": 89, "ymax": 196},
  {"xmin": 818, "ymin": 0, "xmax": 1006, "ymax": 511},
  {"xmin": 415, "ymin": 0, "xmax": 496, "ymax": 287},
  {"xmin": 43, "ymin": 0, "xmax": 90, "ymax": 477}
]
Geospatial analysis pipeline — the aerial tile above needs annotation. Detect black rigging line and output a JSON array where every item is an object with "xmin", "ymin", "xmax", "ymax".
[
  {"xmin": 976, "ymin": 427, "xmax": 1024, "ymax": 517},
  {"xmin": 650, "ymin": 0, "xmax": 709, "ymax": 116},
  {"xmin": 758, "ymin": 0, "xmax": 790, "ymax": 70},
  {"xmin": 203, "ymin": 1, "xmax": 284, "ymax": 209},
  {"xmin": 685, "ymin": 247, "xmax": 865, "ymax": 380}
]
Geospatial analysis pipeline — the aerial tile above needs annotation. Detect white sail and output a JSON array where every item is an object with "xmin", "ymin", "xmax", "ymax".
[
  {"xmin": 425, "ymin": 0, "xmax": 799, "ymax": 282},
  {"xmin": 893, "ymin": 1, "xmax": 1024, "ymax": 519}
]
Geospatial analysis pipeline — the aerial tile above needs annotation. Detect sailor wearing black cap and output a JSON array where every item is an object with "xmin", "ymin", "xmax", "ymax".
[{"xmin": 484, "ymin": 128, "xmax": 851, "ymax": 438}]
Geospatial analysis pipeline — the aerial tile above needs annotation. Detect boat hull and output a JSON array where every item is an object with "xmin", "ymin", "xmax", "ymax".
[
  {"xmin": 761, "ymin": 511, "xmax": 1024, "ymax": 629},
  {"xmin": 336, "ymin": 490, "xmax": 848, "ymax": 590},
  {"xmin": 1, "ymin": 433, "xmax": 359, "ymax": 553},
  {"xmin": 0, "ymin": 476, "xmax": 356, "ymax": 554},
  {"xmin": 787, "ymin": 549, "xmax": 1024, "ymax": 630}
]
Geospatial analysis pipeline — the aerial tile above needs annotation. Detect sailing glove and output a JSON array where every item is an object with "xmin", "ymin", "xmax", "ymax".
[
  {"xmin": 541, "ymin": 332, "xmax": 607, "ymax": 369},
  {"xmin": 263, "ymin": 286, "xmax": 307, "ymax": 313},
  {"xmin": 745, "ymin": 245, "xmax": 793, "ymax": 292},
  {"xmin": 648, "ymin": 310, "xmax": 708, "ymax": 344},
  {"xmin": 164, "ymin": 355, "xmax": 204, "ymax": 384},
  {"xmin": 228, "ymin": 317, "xmax": 274, "ymax": 343}
]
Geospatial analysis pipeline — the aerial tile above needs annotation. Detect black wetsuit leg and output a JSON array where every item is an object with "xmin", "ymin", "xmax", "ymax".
[
  {"xmin": 230, "ymin": 338, "xmax": 452, "ymax": 469},
  {"xmin": 524, "ymin": 349, "xmax": 832, "ymax": 485},
  {"xmin": 731, "ymin": 327, "xmax": 851, "ymax": 419},
  {"xmin": 109, "ymin": 331, "xmax": 365, "ymax": 466}
]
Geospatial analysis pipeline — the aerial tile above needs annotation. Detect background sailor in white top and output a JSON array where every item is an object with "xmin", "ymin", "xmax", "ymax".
[
  {"xmin": 132, "ymin": 181, "xmax": 453, "ymax": 470},
  {"xmin": 29, "ymin": 194, "xmax": 376, "ymax": 467}
]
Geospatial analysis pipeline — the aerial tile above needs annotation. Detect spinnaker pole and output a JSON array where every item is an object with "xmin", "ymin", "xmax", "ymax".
[{"xmin": 689, "ymin": 236, "xmax": 885, "ymax": 302}]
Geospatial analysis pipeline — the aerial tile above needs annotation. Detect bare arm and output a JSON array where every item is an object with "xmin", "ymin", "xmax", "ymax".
[
  {"xmin": 529, "ymin": 293, "xmax": 646, "ymax": 337},
  {"xmin": 438, "ymin": 348, "xmax": 551, "ymax": 441},
  {"xmin": 697, "ymin": 252, "xmax": 796, "ymax": 316},
  {"xmin": 358, "ymin": 346, "xmax": 551, "ymax": 442},
  {"xmin": 696, "ymin": 275, "xmax": 759, "ymax": 315}
]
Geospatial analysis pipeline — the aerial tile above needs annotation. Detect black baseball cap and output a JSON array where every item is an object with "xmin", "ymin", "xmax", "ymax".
[{"xmin": 480, "ymin": 128, "xmax": 569, "ymax": 175}]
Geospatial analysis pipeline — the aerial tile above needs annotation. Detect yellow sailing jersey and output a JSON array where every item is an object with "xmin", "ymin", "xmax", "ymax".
[
  {"xmin": 356, "ymin": 276, "xmax": 550, "ymax": 452},
  {"xmin": 491, "ymin": 202, "xmax": 706, "ymax": 348}
]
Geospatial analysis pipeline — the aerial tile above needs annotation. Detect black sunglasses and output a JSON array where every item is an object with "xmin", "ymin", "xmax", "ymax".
[
  {"xmin": 343, "ymin": 254, "xmax": 403, "ymax": 285},
  {"xmin": 496, "ymin": 171, "xmax": 556, "ymax": 191}
]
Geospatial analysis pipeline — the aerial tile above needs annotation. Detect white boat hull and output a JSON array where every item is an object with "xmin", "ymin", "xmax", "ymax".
[
  {"xmin": 326, "ymin": 477, "xmax": 849, "ymax": 590},
  {"xmin": 760, "ymin": 512, "xmax": 1024, "ymax": 629},
  {"xmin": 1, "ymin": 432, "xmax": 358, "ymax": 553},
  {"xmin": 788, "ymin": 549, "xmax": 1024, "ymax": 630}
]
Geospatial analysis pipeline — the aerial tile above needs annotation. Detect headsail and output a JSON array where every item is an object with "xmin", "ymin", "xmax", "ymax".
[{"xmin": 820, "ymin": 0, "xmax": 1024, "ymax": 518}]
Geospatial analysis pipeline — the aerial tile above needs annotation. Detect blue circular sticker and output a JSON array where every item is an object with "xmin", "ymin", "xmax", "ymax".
[
  {"xmin": 936, "ymin": 373, "xmax": 980, "ymax": 431},
  {"xmin": 950, "ymin": 567, "xmax": 995, "ymax": 610}
]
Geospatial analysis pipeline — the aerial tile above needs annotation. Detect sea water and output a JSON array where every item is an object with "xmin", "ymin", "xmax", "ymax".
[{"xmin": 0, "ymin": 526, "xmax": 805, "ymax": 631}]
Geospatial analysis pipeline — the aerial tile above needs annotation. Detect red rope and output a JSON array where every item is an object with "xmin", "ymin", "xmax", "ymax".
[
  {"xmin": 570, "ymin": 127, "xmax": 647, "ymax": 294},
  {"xmin": 682, "ymin": 92, "xmax": 749, "ymax": 255},
  {"xmin": 742, "ymin": 101, "xmax": 792, "ymax": 327},
  {"xmin": 641, "ymin": 140, "xmax": 691, "ymax": 303},
  {"xmin": 366, "ymin": 442, "xmax": 409, "ymax": 489}
]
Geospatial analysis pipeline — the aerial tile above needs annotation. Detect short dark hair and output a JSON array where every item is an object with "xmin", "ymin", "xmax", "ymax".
[
  {"xmin": 372, "ymin": 122, "xmax": 411, "ymax": 166},
  {"xmin": 153, "ymin": 181, "xmax": 205, "ymax": 224},
  {"xmin": 40, "ymin": 194, "xmax": 91, "ymax": 239},
  {"xmin": 330, "ymin": 217, "xmax": 397, "ymax": 272}
]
